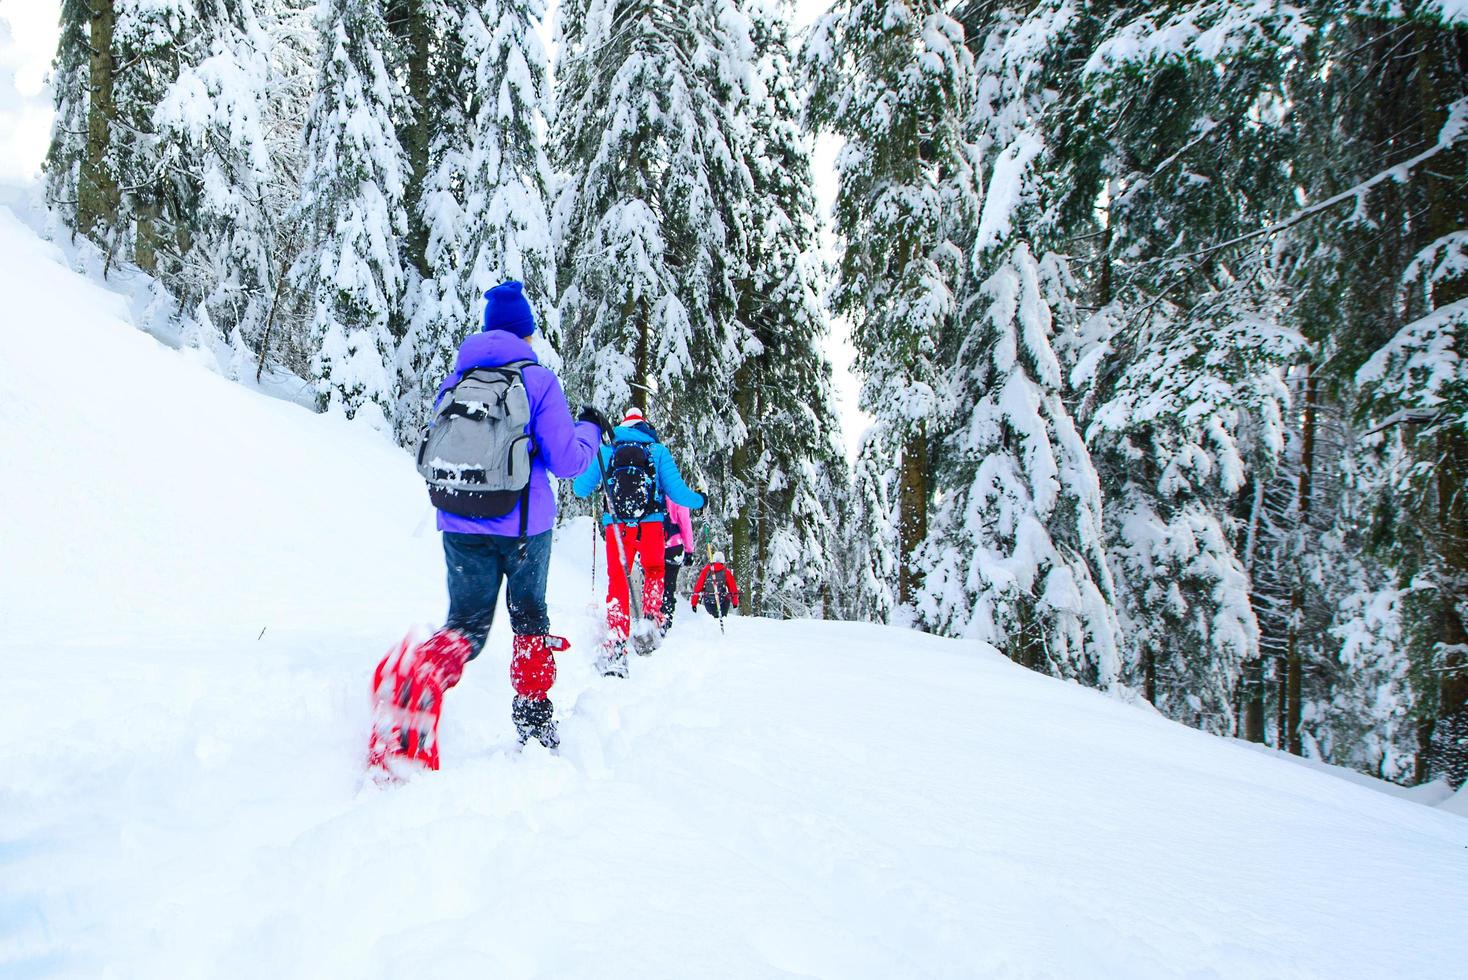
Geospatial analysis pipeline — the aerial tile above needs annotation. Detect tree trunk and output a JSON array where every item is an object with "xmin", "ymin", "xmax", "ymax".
[
  {"xmin": 730, "ymin": 360, "xmax": 757, "ymax": 615},
  {"xmin": 1097, "ymin": 181, "xmax": 1115, "ymax": 307},
  {"xmin": 1240, "ymin": 660, "xmax": 1265, "ymax": 743},
  {"xmin": 756, "ymin": 489, "xmax": 773, "ymax": 619},
  {"xmin": 1285, "ymin": 365, "xmax": 1319, "ymax": 756},
  {"xmin": 1275, "ymin": 658, "xmax": 1287, "ymax": 751},
  {"xmin": 134, "ymin": 196, "xmax": 161, "ymax": 275},
  {"xmin": 1240, "ymin": 476, "xmax": 1267, "ymax": 742},
  {"xmin": 896, "ymin": 426, "xmax": 928, "ymax": 606},
  {"xmin": 1416, "ymin": 717, "xmax": 1435, "ymax": 786},
  {"xmin": 79, "ymin": 0, "xmax": 118, "ymax": 244},
  {"xmin": 632, "ymin": 295, "xmax": 649, "ymax": 414},
  {"xmin": 1284, "ymin": 595, "xmax": 1304, "ymax": 756},
  {"xmin": 400, "ymin": 0, "xmax": 432, "ymax": 294}
]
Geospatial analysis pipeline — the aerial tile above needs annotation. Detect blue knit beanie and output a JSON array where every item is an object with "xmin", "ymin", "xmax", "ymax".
[{"xmin": 482, "ymin": 280, "xmax": 535, "ymax": 337}]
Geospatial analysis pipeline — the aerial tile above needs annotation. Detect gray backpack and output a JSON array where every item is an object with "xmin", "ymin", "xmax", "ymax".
[{"xmin": 416, "ymin": 361, "xmax": 535, "ymax": 527}]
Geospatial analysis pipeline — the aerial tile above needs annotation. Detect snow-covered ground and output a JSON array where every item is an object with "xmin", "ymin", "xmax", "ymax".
[{"xmin": 3, "ymin": 203, "xmax": 1467, "ymax": 979}]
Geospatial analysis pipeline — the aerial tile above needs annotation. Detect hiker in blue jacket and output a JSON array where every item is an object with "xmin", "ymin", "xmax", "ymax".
[{"xmin": 572, "ymin": 408, "xmax": 704, "ymax": 674}]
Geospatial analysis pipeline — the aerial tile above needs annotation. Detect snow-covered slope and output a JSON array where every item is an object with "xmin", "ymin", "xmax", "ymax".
[{"xmin": 3, "ymin": 205, "xmax": 1467, "ymax": 979}]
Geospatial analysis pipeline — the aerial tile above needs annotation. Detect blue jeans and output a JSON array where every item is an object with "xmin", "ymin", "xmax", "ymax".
[{"xmin": 443, "ymin": 530, "xmax": 552, "ymax": 659}]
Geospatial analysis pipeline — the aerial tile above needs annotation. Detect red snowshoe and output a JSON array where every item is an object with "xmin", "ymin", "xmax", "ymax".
[{"xmin": 367, "ymin": 629, "xmax": 472, "ymax": 781}]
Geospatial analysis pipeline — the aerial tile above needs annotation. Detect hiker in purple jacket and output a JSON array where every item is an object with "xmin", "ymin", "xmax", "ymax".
[{"xmin": 382, "ymin": 281, "xmax": 605, "ymax": 756}]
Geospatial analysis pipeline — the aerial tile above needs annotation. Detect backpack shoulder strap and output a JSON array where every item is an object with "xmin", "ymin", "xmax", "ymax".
[
  {"xmin": 501, "ymin": 360, "xmax": 536, "ymax": 539},
  {"xmin": 461, "ymin": 359, "xmax": 532, "ymax": 383}
]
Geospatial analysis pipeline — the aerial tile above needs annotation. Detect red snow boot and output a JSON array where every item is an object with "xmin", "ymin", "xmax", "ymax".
[
  {"xmin": 367, "ymin": 628, "xmax": 472, "ymax": 779},
  {"xmin": 509, "ymin": 634, "xmax": 570, "ymax": 749}
]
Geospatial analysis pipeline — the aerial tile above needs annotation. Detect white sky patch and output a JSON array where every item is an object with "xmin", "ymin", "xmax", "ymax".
[
  {"xmin": 809, "ymin": 131, "xmax": 870, "ymax": 459},
  {"xmin": 0, "ymin": 0, "xmax": 58, "ymax": 184},
  {"xmin": 792, "ymin": 0, "xmax": 868, "ymax": 460}
]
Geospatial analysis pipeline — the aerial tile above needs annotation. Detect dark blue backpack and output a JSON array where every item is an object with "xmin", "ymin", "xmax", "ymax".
[{"xmin": 605, "ymin": 440, "xmax": 659, "ymax": 520}]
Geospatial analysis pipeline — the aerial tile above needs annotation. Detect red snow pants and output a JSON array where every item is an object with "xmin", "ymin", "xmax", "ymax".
[{"xmin": 604, "ymin": 521, "xmax": 666, "ymax": 642}]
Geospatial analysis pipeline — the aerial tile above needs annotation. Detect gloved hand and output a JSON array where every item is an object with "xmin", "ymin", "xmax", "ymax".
[{"xmin": 577, "ymin": 405, "xmax": 611, "ymax": 434}]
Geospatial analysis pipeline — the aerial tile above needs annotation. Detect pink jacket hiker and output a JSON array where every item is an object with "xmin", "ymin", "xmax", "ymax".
[{"xmin": 664, "ymin": 498, "xmax": 694, "ymax": 552}]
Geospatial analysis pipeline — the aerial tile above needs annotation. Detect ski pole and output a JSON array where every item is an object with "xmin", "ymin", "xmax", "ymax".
[{"xmin": 714, "ymin": 575, "xmax": 727, "ymax": 635}]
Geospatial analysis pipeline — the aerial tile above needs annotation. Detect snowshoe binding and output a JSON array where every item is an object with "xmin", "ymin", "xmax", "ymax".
[
  {"xmin": 597, "ymin": 640, "xmax": 629, "ymax": 678},
  {"xmin": 631, "ymin": 618, "xmax": 662, "ymax": 657},
  {"xmin": 512, "ymin": 695, "xmax": 560, "ymax": 750}
]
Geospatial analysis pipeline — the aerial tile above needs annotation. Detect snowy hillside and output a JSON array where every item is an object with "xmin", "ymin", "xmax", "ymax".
[{"xmin": 3, "ymin": 205, "xmax": 1467, "ymax": 979}]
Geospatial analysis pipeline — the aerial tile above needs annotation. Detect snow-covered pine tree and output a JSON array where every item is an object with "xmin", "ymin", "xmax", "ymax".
[
  {"xmin": 1356, "ymin": 280, "xmax": 1468, "ymax": 785},
  {"xmin": 87, "ymin": 0, "xmax": 264, "ymax": 284},
  {"xmin": 804, "ymin": 0, "xmax": 976, "ymax": 608},
  {"xmin": 808, "ymin": 448, "xmax": 852, "ymax": 618},
  {"xmin": 43, "ymin": 0, "xmax": 175, "ymax": 263},
  {"xmin": 43, "ymin": 0, "xmax": 91, "ymax": 232},
  {"xmin": 1262, "ymin": 4, "xmax": 1382, "ymax": 756},
  {"xmin": 393, "ymin": 0, "xmax": 472, "ymax": 431},
  {"xmin": 1277, "ymin": 2, "xmax": 1468, "ymax": 784},
  {"xmin": 553, "ymin": 0, "xmax": 751, "ymax": 492},
  {"xmin": 1256, "ymin": 407, "xmax": 1421, "ymax": 777},
  {"xmin": 1083, "ymin": 7, "xmax": 1300, "ymax": 727},
  {"xmin": 917, "ymin": 244, "xmax": 1120, "ymax": 685},
  {"xmin": 395, "ymin": 0, "xmax": 558, "ymax": 436},
  {"xmin": 843, "ymin": 424, "xmax": 900, "ymax": 623},
  {"xmin": 459, "ymin": 0, "xmax": 556, "ymax": 339},
  {"xmin": 1238, "ymin": 362, "xmax": 1369, "ymax": 753},
  {"xmin": 950, "ymin": 0, "xmax": 1302, "ymax": 715},
  {"xmin": 248, "ymin": 0, "xmax": 319, "ymax": 376},
  {"xmin": 293, "ymin": 0, "xmax": 410, "ymax": 424},
  {"xmin": 384, "ymin": 0, "xmax": 436, "ymax": 296},
  {"xmin": 1326, "ymin": 572, "xmax": 1415, "ymax": 781},
  {"xmin": 108, "ymin": 0, "xmax": 200, "ymax": 276},
  {"xmin": 1083, "ymin": 302, "xmax": 1296, "ymax": 728},
  {"xmin": 44, "ymin": 0, "xmax": 316, "ymax": 376},
  {"xmin": 1316, "ymin": 438, "xmax": 1418, "ymax": 782},
  {"xmin": 876, "ymin": 0, "xmax": 1113, "ymax": 681},
  {"xmin": 724, "ymin": 0, "xmax": 844, "ymax": 618},
  {"xmin": 73, "ymin": 0, "xmax": 122, "ymax": 245},
  {"xmin": 152, "ymin": 0, "xmax": 279, "ymax": 350}
]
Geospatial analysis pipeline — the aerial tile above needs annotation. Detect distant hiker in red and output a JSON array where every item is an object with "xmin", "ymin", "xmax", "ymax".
[
  {"xmin": 368, "ymin": 280, "xmax": 600, "ymax": 776},
  {"xmin": 572, "ymin": 408, "xmax": 705, "ymax": 675},
  {"xmin": 692, "ymin": 551, "xmax": 739, "ymax": 618}
]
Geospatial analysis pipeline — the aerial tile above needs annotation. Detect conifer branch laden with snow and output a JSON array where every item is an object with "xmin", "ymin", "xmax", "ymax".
[
  {"xmin": 293, "ymin": 0, "xmax": 409, "ymax": 424},
  {"xmin": 803, "ymin": 0, "xmax": 978, "ymax": 610},
  {"xmin": 553, "ymin": 0, "xmax": 757, "ymax": 527},
  {"xmin": 918, "ymin": 244, "xmax": 1120, "ymax": 686},
  {"xmin": 722, "ymin": 0, "xmax": 846, "ymax": 618},
  {"xmin": 389, "ymin": 0, "xmax": 560, "ymax": 440}
]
